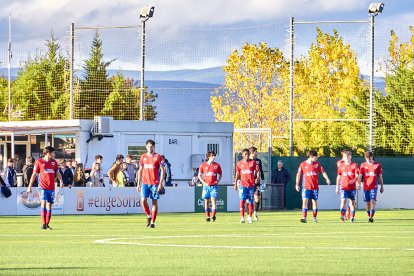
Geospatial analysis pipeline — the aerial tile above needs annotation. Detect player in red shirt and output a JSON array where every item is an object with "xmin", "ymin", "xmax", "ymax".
[
  {"xmin": 249, "ymin": 146, "xmax": 265, "ymax": 221},
  {"xmin": 337, "ymin": 149, "xmax": 351, "ymax": 220},
  {"xmin": 234, "ymin": 148, "xmax": 260, "ymax": 224},
  {"xmin": 295, "ymin": 150, "xmax": 331, "ymax": 223},
  {"xmin": 136, "ymin": 139, "xmax": 165, "ymax": 228},
  {"xmin": 27, "ymin": 146, "xmax": 64, "ymax": 230},
  {"xmin": 357, "ymin": 151, "xmax": 384, "ymax": 223},
  {"xmin": 198, "ymin": 151, "xmax": 222, "ymax": 222},
  {"xmin": 335, "ymin": 150, "xmax": 359, "ymax": 222}
]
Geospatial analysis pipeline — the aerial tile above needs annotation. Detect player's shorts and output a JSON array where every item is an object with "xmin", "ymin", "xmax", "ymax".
[
  {"xmin": 141, "ymin": 184, "xmax": 160, "ymax": 200},
  {"xmin": 341, "ymin": 189, "xmax": 356, "ymax": 200},
  {"xmin": 363, "ymin": 189, "xmax": 377, "ymax": 202},
  {"xmin": 302, "ymin": 189, "xmax": 319, "ymax": 200},
  {"xmin": 39, "ymin": 188, "xmax": 55, "ymax": 204},
  {"xmin": 202, "ymin": 185, "xmax": 218, "ymax": 200},
  {"xmin": 239, "ymin": 186, "xmax": 255, "ymax": 202}
]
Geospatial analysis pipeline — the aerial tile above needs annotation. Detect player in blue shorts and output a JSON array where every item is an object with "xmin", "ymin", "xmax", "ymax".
[
  {"xmin": 234, "ymin": 149, "xmax": 259, "ymax": 224},
  {"xmin": 357, "ymin": 151, "xmax": 384, "ymax": 223},
  {"xmin": 198, "ymin": 151, "xmax": 222, "ymax": 222}
]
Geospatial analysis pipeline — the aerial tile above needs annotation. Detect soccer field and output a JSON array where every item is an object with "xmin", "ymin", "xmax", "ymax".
[{"xmin": 0, "ymin": 210, "xmax": 413, "ymax": 275}]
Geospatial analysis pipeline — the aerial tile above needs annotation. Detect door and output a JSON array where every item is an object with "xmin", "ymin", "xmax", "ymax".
[{"xmin": 7, "ymin": 142, "xmax": 30, "ymax": 173}]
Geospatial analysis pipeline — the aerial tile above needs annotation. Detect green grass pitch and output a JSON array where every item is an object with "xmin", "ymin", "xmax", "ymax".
[{"xmin": 0, "ymin": 210, "xmax": 413, "ymax": 275}]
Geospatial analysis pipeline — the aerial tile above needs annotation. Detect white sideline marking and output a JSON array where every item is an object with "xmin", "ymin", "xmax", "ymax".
[
  {"xmin": 1, "ymin": 232, "xmax": 413, "ymax": 239},
  {"xmin": 95, "ymin": 236, "xmax": 414, "ymax": 251}
]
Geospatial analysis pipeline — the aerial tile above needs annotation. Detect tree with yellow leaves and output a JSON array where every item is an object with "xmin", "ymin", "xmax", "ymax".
[
  {"xmin": 293, "ymin": 28, "xmax": 367, "ymax": 155},
  {"xmin": 211, "ymin": 43, "xmax": 289, "ymax": 152}
]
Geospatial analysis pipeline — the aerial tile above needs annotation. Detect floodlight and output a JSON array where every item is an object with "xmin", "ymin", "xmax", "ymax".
[
  {"xmin": 140, "ymin": 6, "xmax": 155, "ymax": 21},
  {"xmin": 368, "ymin": 3, "xmax": 384, "ymax": 16}
]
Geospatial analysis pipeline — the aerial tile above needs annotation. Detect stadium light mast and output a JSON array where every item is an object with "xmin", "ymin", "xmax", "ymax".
[
  {"xmin": 368, "ymin": 3, "xmax": 384, "ymax": 152},
  {"xmin": 139, "ymin": 6, "xmax": 155, "ymax": 121},
  {"xmin": 8, "ymin": 14, "xmax": 12, "ymax": 122}
]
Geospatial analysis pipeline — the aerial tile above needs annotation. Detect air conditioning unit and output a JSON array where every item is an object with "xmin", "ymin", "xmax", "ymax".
[{"xmin": 92, "ymin": 116, "xmax": 112, "ymax": 136}]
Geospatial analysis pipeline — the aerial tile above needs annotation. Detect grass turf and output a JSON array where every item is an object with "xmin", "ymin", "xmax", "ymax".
[{"xmin": 0, "ymin": 210, "xmax": 413, "ymax": 275}]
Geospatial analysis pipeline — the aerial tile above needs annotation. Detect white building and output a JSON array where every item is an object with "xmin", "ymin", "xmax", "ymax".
[{"xmin": 0, "ymin": 117, "xmax": 234, "ymax": 185}]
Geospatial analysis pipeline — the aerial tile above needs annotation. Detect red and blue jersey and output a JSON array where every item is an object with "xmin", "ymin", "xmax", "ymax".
[
  {"xmin": 298, "ymin": 161, "xmax": 325, "ymax": 190},
  {"xmin": 139, "ymin": 153, "xmax": 164, "ymax": 185},
  {"xmin": 34, "ymin": 158, "xmax": 58, "ymax": 190},
  {"xmin": 360, "ymin": 161, "xmax": 383, "ymax": 190},
  {"xmin": 236, "ymin": 159, "xmax": 259, "ymax": 188},
  {"xmin": 199, "ymin": 162, "xmax": 222, "ymax": 186},
  {"xmin": 337, "ymin": 162, "xmax": 359, "ymax": 190}
]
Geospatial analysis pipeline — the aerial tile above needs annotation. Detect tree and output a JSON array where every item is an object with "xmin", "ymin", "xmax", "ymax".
[
  {"xmin": 101, "ymin": 74, "xmax": 157, "ymax": 120},
  {"xmin": 293, "ymin": 28, "xmax": 366, "ymax": 156},
  {"xmin": 210, "ymin": 43, "xmax": 289, "ymax": 152},
  {"xmin": 76, "ymin": 31, "xmax": 113, "ymax": 119},
  {"xmin": 374, "ymin": 26, "xmax": 414, "ymax": 155},
  {"xmin": 0, "ymin": 67, "xmax": 8, "ymax": 121},
  {"xmin": 12, "ymin": 33, "xmax": 69, "ymax": 120}
]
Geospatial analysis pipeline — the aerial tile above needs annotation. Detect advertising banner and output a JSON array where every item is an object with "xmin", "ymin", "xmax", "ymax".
[
  {"xmin": 194, "ymin": 185, "xmax": 227, "ymax": 212},
  {"xmin": 0, "ymin": 187, "xmax": 17, "ymax": 215},
  {"xmin": 64, "ymin": 187, "xmax": 141, "ymax": 215},
  {"xmin": 16, "ymin": 187, "xmax": 64, "ymax": 215}
]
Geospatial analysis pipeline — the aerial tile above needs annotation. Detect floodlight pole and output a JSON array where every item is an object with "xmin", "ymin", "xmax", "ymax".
[
  {"xmin": 289, "ymin": 17, "xmax": 294, "ymax": 157},
  {"xmin": 139, "ymin": 20, "xmax": 146, "ymax": 121},
  {"xmin": 69, "ymin": 23, "xmax": 74, "ymax": 120},
  {"xmin": 369, "ymin": 15, "xmax": 375, "ymax": 152},
  {"xmin": 8, "ymin": 14, "xmax": 12, "ymax": 122}
]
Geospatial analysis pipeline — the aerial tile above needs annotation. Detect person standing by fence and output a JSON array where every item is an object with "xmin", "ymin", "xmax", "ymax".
[{"xmin": 271, "ymin": 160, "xmax": 291, "ymax": 208}]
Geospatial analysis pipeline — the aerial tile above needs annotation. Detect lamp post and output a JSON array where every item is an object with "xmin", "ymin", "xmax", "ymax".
[
  {"xmin": 368, "ymin": 2, "xmax": 384, "ymax": 151},
  {"xmin": 139, "ymin": 6, "xmax": 155, "ymax": 121}
]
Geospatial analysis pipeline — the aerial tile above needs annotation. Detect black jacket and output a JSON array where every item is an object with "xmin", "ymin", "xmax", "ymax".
[
  {"xmin": 23, "ymin": 164, "xmax": 36, "ymax": 187},
  {"xmin": 271, "ymin": 167, "xmax": 291, "ymax": 185},
  {"xmin": 59, "ymin": 167, "xmax": 74, "ymax": 186}
]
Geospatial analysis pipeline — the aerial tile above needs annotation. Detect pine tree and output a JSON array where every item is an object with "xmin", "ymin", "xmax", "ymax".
[
  {"xmin": 76, "ymin": 31, "xmax": 113, "ymax": 119},
  {"xmin": 12, "ymin": 32, "xmax": 69, "ymax": 120}
]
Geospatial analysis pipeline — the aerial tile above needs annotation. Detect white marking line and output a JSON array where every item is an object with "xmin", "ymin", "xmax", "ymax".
[{"xmin": 95, "ymin": 236, "xmax": 414, "ymax": 251}]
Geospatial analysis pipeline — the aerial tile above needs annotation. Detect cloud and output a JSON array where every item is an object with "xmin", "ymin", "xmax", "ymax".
[{"xmin": 0, "ymin": 0, "xmax": 372, "ymax": 31}]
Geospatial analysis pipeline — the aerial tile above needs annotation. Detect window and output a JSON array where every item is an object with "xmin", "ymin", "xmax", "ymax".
[
  {"xmin": 207, "ymin": 143, "xmax": 220, "ymax": 155},
  {"xmin": 54, "ymin": 134, "xmax": 76, "ymax": 160},
  {"xmin": 127, "ymin": 145, "xmax": 146, "ymax": 160}
]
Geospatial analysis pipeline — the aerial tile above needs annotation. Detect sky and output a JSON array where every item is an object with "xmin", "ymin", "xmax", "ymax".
[{"xmin": 0, "ymin": 0, "xmax": 413, "ymax": 74}]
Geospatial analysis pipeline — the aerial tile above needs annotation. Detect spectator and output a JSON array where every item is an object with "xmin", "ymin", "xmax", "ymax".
[
  {"xmin": 89, "ymin": 162, "xmax": 104, "ymax": 187},
  {"xmin": 164, "ymin": 158, "xmax": 172, "ymax": 186},
  {"xmin": 73, "ymin": 163, "xmax": 87, "ymax": 187},
  {"xmin": 67, "ymin": 159, "xmax": 75, "ymax": 175},
  {"xmin": 22, "ymin": 156, "xmax": 36, "ymax": 187},
  {"xmin": 14, "ymin": 153, "xmax": 24, "ymax": 173},
  {"xmin": 115, "ymin": 162, "xmax": 129, "ymax": 187},
  {"xmin": 271, "ymin": 160, "xmax": 291, "ymax": 208},
  {"xmin": 189, "ymin": 167, "xmax": 202, "ymax": 187},
  {"xmin": 107, "ymin": 154, "xmax": 124, "ymax": 187},
  {"xmin": 58, "ymin": 158, "xmax": 74, "ymax": 188},
  {"xmin": 91, "ymin": 155, "xmax": 103, "ymax": 171},
  {"xmin": 3, "ymin": 158, "xmax": 17, "ymax": 187},
  {"xmin": 125, "ymin": 154, "xmax": 137, "ymax": 187}
]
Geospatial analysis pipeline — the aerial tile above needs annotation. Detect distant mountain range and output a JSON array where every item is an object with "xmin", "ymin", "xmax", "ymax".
[
  {"xmin": 0, "ymin": 66, "xmax": 225, "ymax": 85},
  {"xmin": 0, "ymin": 66, "xmax": 386, "ymax": 122},
  {"xmin": 0, "ymin": 66, "xmax": 385, "ymax": 89}
]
